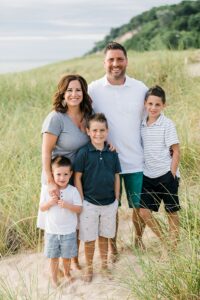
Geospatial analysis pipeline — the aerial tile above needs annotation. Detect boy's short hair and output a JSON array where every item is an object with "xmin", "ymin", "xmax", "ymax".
[
  {"xmin": 145, "ymin": 85, "xmax": 166, "ymax": 104},
  {"xmin": 86, "ymin": 113, "xmax": 108, "ymax": 129},
  {"xmin": 104, "ymin": 42, "xmax": 127, "ymax": 58},
  {"xmin": 51, "ymin": 156, "xmax": 72, "ymax": 170}
]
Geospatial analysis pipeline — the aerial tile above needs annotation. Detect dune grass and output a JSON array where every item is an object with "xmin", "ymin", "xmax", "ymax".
[{"xmin": 0, "ymin": 49, "xmax": 199, "ymax": 299}]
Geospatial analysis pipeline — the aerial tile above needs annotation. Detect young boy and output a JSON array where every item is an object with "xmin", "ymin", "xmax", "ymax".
[
  {"xmin": 139, "ymin": 85, "xmax": 181, "ymax": 251},
  {"xmin": 39, "ymin": 156, "xmax": 82, "ymax": 287},
  {"xmin": 74, "ymin": 113, "xmax": 121, "ymax": 282}
]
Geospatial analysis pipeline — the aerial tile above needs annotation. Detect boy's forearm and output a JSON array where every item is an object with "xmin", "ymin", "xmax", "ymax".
[
  {"xmin": 171, "ymin": 158, "xmax": 179, "ymax": 175},
  {"xmin": 170, "ymin": 144, "xmax": 180, "ymax": 176},
  {"xmin": 61, "ymin": 202, "xmax": 82, "ymax": 213},
  {"xmin": 40, "ymin": 200, "xmax": 55, "ymax": 211},
  {"xmin": 114, "ymin": 173, "xmax": 120, "ymax": 200}
]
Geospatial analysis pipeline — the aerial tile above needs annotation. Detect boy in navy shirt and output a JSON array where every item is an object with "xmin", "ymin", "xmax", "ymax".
[{"xmin": 74, "ymin": 113, "xmax": 121, "ymax": 282}]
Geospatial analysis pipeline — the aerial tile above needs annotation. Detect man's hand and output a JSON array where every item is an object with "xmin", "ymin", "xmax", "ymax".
[{"xmin": 108, "ymin": 143, "xmax": 116, "ymax": 152}]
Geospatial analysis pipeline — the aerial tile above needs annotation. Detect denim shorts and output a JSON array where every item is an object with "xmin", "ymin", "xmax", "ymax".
[{"xmin": 44, "ymin": 232, "xmax": 77, "ymax": 258}]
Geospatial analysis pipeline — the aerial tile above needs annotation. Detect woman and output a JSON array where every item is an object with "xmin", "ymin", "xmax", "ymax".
[{"xmin": 37, "ymin": 74, "xmax": 93, "ymax": 269}]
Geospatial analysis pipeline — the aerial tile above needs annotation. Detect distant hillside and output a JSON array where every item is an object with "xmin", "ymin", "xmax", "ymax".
[{"xmin": 89, "ymin": 0, "xmax": 200, "ymax": 53}]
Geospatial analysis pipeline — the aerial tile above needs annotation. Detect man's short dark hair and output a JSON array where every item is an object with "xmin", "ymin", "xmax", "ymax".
[
  {"xmin": 104, "ymin": 42, "xmax": 127, "ymax": 58},
  {"xmin": 145, "ymin": 85, "xmax": 166, "ymax": 104},
  {"xmin": 51, "ymin": 156, "xmax": 72, "ymax": 170},
  {"xmin": 86, "ymin": 113, "xmax": 108, "ymax": 129}
]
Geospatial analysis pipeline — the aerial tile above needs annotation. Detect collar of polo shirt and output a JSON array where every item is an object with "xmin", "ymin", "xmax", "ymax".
[
  {"xmin": 142, "ymin": 113, "xmax": 165, "ymax": 127},
  {"xmin": 103, "ymin": 75, "xmax": 133, "ymax": 87},
  {"xmin": 87, "ymin": 142, "xmax": 110, "ymax": 152}
]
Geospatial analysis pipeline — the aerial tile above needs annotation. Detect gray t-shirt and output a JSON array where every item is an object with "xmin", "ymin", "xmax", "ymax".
[{"xmin": 41, "ymin": 111, "xmax": 89, "ymax": 183}]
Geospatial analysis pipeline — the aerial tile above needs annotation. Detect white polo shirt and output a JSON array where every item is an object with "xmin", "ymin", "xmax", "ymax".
[
  {"xmin": 141, "ymin": 114, "xmax": 179, "ymax": 178},
  {"xmin": 38, "ymin": 184, "xmax": 82, "ymax": 235},
  {"xmin": 89, "ymin": 75, "xmax": 148, "ymax": 174}
]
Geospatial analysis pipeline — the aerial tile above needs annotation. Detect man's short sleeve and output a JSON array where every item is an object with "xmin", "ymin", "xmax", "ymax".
[
  {"xmin": 165, "ymin": 120, "xmax": 179, "ymax": 147},
  {"xmin": 41, "ymin": 111, "xmax": 62, "ymax": 136}
]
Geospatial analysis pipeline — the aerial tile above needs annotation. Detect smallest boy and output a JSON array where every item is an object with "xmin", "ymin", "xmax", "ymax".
[
  {"xmin": 39, "ymin": 156, "xmax": 82, "ymax": 287},
  {"xmin": 140, "ymin": 86, "xmax": 181, "ymax": 250},
  {"xmin": 74, "ymin": 113, "xmax": 121, "ymax": 282}
]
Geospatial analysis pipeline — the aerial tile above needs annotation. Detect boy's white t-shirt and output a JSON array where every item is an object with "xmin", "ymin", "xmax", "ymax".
[{"xmin": 38, "ymin": 184, "xmax": 82, "ymax": 235}]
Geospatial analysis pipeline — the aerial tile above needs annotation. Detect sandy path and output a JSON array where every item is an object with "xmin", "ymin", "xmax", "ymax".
[{"xmin": 0, "ymin": 208, "xmax": 157, "ymax": 300}]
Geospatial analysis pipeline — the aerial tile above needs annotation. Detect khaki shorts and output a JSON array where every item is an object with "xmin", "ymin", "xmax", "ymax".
[{"xmin": 79, "ymin": 200, "xmax": 118, "ymax": 242}]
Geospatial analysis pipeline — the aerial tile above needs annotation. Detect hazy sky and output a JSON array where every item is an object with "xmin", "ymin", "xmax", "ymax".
[
  {"xmin": 0, "ymin": 0, "xmax": 183, "ymax": 72},
  {"xmin": 0, "ymin": 0, "xmax": 183, "ymax": 36}
]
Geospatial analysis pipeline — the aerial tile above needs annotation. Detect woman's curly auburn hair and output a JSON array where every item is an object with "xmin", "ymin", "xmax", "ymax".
[{"xmin": 52, "ymin": 74, "xmax": 93, "ymax": 118}]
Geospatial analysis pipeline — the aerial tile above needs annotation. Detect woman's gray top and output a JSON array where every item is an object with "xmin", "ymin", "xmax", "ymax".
[{"xmin": 41, "ymin": 111, "xmax": 89, "ymax": 183}]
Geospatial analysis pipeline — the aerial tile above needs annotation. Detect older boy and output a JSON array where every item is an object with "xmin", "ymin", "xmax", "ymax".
[
  {"xmin": 74, "ymin": 113, "xmax": 121, "ymax": 282},
  {"xmin": 139, "ymin": 86, "xmax": 181, "ymax": 250}
]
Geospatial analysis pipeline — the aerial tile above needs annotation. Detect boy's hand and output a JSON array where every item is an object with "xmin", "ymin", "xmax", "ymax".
[
  {"xmin": 49, "ymin": 194, "xmax": 59, "ymax": 206},
  {"xmin": 58, "ymin": 199, "xmax": 66, "ymax": 208},
  {"xmin": 170, "ymin": 169, "xmax": 176, "ymax": 178}
]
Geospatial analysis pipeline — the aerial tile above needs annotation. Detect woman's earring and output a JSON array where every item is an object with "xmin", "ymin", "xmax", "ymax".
[{"xmin": 62, "ymin": 99, "xmax": 66, "ymax": 107}]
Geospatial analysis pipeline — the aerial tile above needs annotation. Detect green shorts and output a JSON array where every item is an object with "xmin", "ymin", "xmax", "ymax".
[{"xmin": 120, "ymin": 172, "xmax": 143, "ymax": 208}]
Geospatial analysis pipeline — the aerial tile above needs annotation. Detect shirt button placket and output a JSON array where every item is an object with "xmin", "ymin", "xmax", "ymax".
[{"xmin": 100, "ymin": 152, "xmax": 103, "ymax": 161}]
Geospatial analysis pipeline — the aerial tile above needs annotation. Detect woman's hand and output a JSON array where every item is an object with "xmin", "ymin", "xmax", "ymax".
[{"xmin": 48, "ymin": 182, "xmax": 60, "ymax": 197}]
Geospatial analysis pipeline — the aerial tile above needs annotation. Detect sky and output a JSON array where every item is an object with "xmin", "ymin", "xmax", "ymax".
[{"xmin": 0, "ymin": 0, "xmax": 183, "ymax": 73}]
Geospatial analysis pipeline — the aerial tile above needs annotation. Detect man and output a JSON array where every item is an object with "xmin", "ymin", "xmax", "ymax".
[{"xmin": 88, "ymin": 42, "xmax": 148, "ymax": 257}]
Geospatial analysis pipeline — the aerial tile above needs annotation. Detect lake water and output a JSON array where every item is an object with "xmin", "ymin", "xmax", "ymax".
[{"xmin": 0, "ymin": 0, "xmax": 182, "ymax": 74}]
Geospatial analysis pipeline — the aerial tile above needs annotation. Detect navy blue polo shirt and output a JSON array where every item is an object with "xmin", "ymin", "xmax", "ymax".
[{"xmin": 74, "ymin": 142, "xmax": 121, "ymax": 205}]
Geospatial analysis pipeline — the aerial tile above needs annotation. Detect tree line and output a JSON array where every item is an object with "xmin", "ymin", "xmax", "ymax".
[{"xmin": 89, "ymin": 0, "xmax": 200, "ymax": 53}]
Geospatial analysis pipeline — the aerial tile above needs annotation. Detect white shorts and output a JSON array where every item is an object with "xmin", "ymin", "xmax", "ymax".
[{"xmin": 79, "ymin": 200, "xmax": 118, "ymax": 242}]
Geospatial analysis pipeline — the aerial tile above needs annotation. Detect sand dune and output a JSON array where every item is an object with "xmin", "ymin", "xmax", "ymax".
[{"xmin": 0, "ymin": 208, "xmax": 157, "ymax": 300}]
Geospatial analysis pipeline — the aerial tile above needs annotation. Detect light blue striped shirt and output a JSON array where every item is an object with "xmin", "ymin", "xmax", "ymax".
[{"xmin": 141, "ymin": 114, "xmax": 179, "ymax": 178}]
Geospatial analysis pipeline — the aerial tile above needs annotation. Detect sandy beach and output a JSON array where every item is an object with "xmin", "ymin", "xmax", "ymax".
[{"xmin": 0, "ymin": 207, "xmax": 157, "ymax": 300}]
